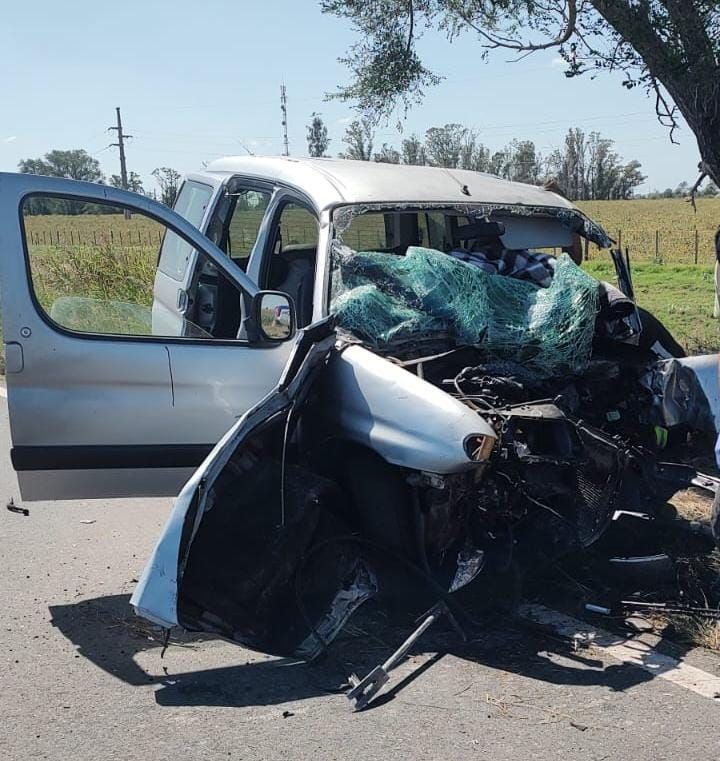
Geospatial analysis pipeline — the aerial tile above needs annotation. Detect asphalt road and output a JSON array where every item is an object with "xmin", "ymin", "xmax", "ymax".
[{"xmin": 2, "ymin": 399, "xmax": 720, "ymax": 760}]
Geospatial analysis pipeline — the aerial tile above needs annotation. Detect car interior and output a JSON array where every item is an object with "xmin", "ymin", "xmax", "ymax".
[
  {"xmin": 184, "ymin": 198, "xmax": 319, "ymax": 339},
  {"xmin": 264, "ymin": 203, "xmax": 319, "ymax": 330}
]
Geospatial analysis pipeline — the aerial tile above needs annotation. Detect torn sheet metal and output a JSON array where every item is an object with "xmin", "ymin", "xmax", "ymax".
[
  {"xmin": 295, "ymin": 562, "xmax": 378, "ymax": 660},
  {"xmin": 132, "ymin": 326, "xmax": 341, "ymax": 644},
  {"xmin": 640, "ymin": 356, "xmax": 720, "ymax": 433},
  {"xmin": 449, "ymin": 549, "xmax": 485, "ymax": 593}
]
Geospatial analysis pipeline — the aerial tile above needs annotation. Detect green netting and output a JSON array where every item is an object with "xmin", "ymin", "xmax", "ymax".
[{"xmin": 331, "ymin": 245, "xmax": 600, "ymax": 376}]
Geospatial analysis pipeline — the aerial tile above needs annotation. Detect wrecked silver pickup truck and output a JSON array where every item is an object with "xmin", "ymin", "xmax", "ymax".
[{"xmin": 1, "ymin": 161, "xmax": 718, "ymax": 671}]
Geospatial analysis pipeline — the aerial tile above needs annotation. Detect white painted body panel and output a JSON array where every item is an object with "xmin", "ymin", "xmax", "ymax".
[
  {"xmin": 205, "ymin": 156, "xmax": 576, "ymax": 212},
  {"xmin": 323, "ymin": 345, "xmax": 496, "ymax": 474}
]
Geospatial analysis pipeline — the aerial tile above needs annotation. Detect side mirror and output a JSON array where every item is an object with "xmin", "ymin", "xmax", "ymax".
[{"xmin": 252, "ymin": 290, "xmax": 296, "ymax": 342}]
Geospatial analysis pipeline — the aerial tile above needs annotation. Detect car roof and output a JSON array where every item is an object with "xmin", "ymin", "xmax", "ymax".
[{"xmin": 198, "ymin": 155, "xmax": 577, "ymax": 213}]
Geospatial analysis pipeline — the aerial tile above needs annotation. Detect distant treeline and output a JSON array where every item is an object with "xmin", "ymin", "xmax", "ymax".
[{"xmin": 311, "ymin": 117, "xmax": 718, "ymax": 201}]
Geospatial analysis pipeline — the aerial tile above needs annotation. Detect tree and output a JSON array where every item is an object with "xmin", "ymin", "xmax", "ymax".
[
  {"xmin": 110, "ymin": 171, "xmax": 145, "ymax": 194},
  {"xmin": 401, "ymin": 134, "xmax": 427, "ymax": 165},
  {"xmin": 503, "ymin": 139, "xmax": 540, "ymax": 183},
  {"xmin": 616, "ymin": 160, "xmax": 646, "ymax": 199},
  {"xmin": 306, "ymin": 112, "xmax": 330, "ymax": 157},
  {"xmin": 152, "ymin": 167, "xmax": 181, "ymax": 207},
  {"xmin": 19, "ymin": 149, "xmax": 105, "ymax": 214},
  {"xmin": 540, "ymin": 128, "xmax": 644, "ymax": 199},
  {"xmin": 374, "ymin": 143, "xmax": 401, "ymax": 163},
  {"xmin": 424, "ymin": 123, "xmax": 467, "ymax": 168},
  {"xmin": 321, "ymin": 1, "xmax": 720, "ymax": 188},
  {"xmin": 459, "ymin": 131, "xmax": 490, "ymax": 172},
  {"xmin": 19, "ymin": 149, "xmax": 104, "ymax": 182},
  {"xmin": 338, "ymin": 118, "xmax": 374, "ymax": 160}
]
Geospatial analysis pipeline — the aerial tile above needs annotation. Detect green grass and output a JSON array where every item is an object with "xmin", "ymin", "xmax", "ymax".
[{"xmin": 583, "ymin": 261, "xmax": 720, "ymax": 352}]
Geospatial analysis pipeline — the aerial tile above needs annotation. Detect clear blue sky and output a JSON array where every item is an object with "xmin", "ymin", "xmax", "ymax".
[{"xmin": 1, "ymin": 0, "xmax": 702, "ymax": 195}]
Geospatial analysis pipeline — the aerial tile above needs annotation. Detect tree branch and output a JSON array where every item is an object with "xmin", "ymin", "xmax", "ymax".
[
  {"xmin": 689, "ymin": 162, "xmax": 711, "ymax": 211},
  {"xmin": 651, "ymin": 79, "xmax": 680, "ymax": 145},
  {"xmin": 457, "ymin": 0, "xmax": 578, "ymax": 52},
  {"xmin": 406, "ymin": 0, "xmax": 414, "ymax": 56}
]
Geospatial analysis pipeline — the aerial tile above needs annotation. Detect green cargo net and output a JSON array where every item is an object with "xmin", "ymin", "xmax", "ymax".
[{"xmin": 330, "ymin": 245, "xmax": 600, "ymax": 376}]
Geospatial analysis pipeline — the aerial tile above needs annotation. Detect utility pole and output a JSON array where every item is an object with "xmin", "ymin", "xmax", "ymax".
[
  {"xmin": 108, "ymin": 107, "xmax": 132, "ymax": 189},
  {"xmin": 108, "ymin": 107, "xmax": 133, "ymax": 218},
  {"xmin": 280, "ymin": 84, "xmax": 289, "ymax": 156}
]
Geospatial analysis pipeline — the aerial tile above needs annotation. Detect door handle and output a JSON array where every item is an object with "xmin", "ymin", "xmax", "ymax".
[
  {"xmin": 4, "ymin": 342, "xmax": 24, "ymax": 374},
  {"xmin": 176, "ymin": 289, "xmax": 189, "ymax": 314}
]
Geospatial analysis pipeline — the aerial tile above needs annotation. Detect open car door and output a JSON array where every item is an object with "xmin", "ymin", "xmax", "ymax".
[
  {"xmin": 132, "ymin": 321, "xmax": 375, "ymax": 659},
  {"xmin": 0, "ymin": 173, "xmax": 293, "ymax": 500}
]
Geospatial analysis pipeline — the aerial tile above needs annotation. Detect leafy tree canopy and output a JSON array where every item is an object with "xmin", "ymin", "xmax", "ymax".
[
  {"xmin": 322, "ymin": 1, "xmax": 720, "ymax": 186},
  {"xmin": 307, "ymin": 112, "xmax": 331, "ymax": 157},
  {"xmin": 19, "ymin": 149, "xmax": 104, "ymax": 183}
]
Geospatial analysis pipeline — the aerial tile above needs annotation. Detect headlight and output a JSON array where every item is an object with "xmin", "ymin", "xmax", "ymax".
[{"xmin": 464, "ymin": 434, "xmax": 495, "ymax": 462}]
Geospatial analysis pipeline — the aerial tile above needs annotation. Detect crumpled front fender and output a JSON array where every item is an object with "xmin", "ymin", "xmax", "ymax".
[{"xmin": 321, "ymin": 345, "xmax": 496, "ymax": 474}]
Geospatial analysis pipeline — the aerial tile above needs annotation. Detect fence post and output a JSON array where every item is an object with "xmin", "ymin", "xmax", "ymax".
[
  {"xmin": 655, "ymin": 229, "xmax": 660, "ymax": 262},
  {"xmin": 694, "ymin": 229, "xmax": 699, "ymax": 264}
]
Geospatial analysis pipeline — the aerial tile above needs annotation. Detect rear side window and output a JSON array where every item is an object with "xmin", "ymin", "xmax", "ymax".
[{"xmin": 158, "ymin": 181, "xmax": 213, "ymax": 280}]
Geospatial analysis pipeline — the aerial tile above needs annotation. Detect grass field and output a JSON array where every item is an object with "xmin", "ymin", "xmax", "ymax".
[
  {"xmin": 584, "ymin": 261, "xmax": 719, "ymax": 352},
  {"xmin": 577, "ymin": 197, "xmax": 720, "ymax": 264}
]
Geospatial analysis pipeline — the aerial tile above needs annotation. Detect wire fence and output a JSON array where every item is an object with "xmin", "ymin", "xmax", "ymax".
[
  {"xmin": 585, "ymin": 228, "xmax": 719, "ymax": 265},
  {"xmin": 25, "ymin": 226, "xmax": 720, "ymax": 265},
  {"xmin": 26, "ymin": 228, "xmax": 165, "ymax": 247}
]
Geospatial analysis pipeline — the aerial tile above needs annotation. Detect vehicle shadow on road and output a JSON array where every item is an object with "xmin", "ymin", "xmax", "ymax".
[
  {"xmin": 48, "ymin": 593, "xmax": 350, "ymax": 705},
  {"xmin": 48, "ymin": 593, "xmax": 689, "ymax": 709}
]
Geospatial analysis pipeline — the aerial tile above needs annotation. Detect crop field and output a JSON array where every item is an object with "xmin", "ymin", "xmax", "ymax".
[{"xmin": 577, "ymin": 197, "xmax": 720, "ymax": 264}]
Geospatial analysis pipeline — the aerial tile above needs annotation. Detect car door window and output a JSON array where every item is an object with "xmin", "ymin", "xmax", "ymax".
[
  {"xmin": 264, "ymin": 202, "xmax": 319, "ymax": 327},
  {"xmin": 157, "ymin": 180, "xmax": 214, "ymax": 281},
  {"xmin": 226, "ymin": 189, "xmax": 272, "ymax": 269},
  {"xmin": 22, "ymin": 194, "xmax": 247, "ymax": 340}
]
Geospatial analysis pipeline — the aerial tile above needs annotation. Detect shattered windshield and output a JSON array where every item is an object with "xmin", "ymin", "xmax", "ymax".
[{"xmin": 329, "ymin": 204, "xmax": 607, "ymax": 376}]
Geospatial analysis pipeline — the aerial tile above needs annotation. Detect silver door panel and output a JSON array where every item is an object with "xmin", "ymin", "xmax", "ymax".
[
  {"xmin": 165, "ymin": 341, "xmax": 294, "ymax": 443},
  {"xmin": 0, "ymin": 173, "xmax": 271, "ymax": 500}
]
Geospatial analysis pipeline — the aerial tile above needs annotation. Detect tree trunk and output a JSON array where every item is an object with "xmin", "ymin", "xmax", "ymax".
[{"xmin": 592, "ymin": 0, "xmax": 720, "ymax": 187}]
